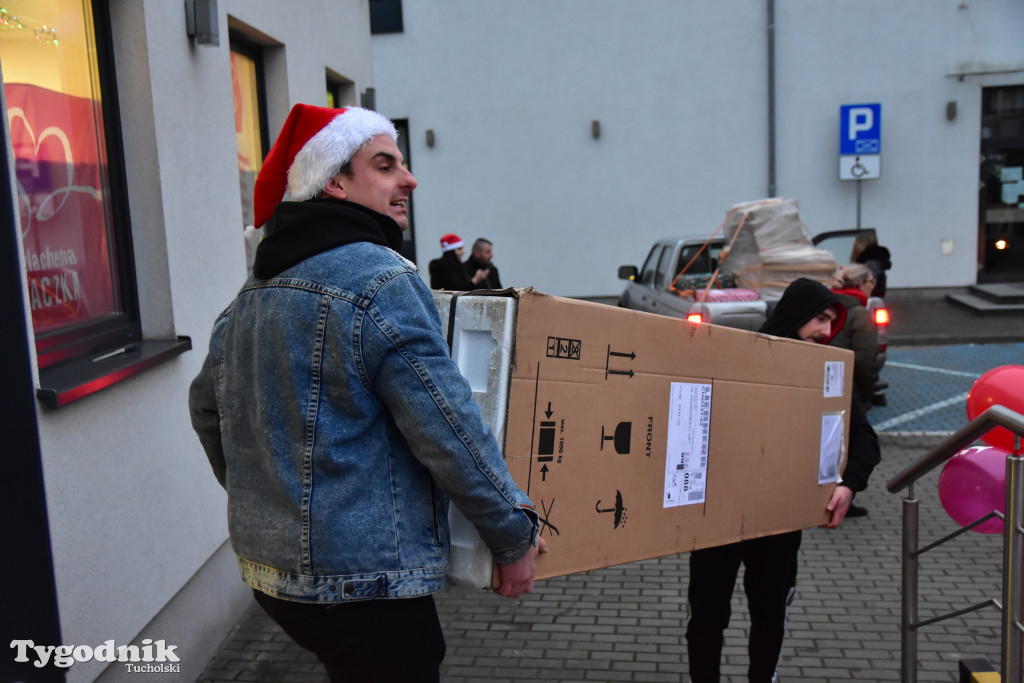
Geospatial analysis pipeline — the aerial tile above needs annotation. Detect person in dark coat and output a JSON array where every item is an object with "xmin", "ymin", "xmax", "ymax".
[
  {"xmin": 464, "ymin": 238, "xmax": 503, "ymax": 289},
  {"xmin": 685, "ymin": 278, "xmax": 880, "ymax": 683},
  {"xmin": 427, "ymin": 233, "xmax": 489, "ymax": 290},
  {"xmin": 851, "ymin": 232, "xmax": 892, "ymax": 297}
]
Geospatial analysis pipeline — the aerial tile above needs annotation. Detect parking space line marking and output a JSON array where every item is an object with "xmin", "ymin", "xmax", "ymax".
[
  {"xmin": 887, "ymin": 430, "xmax": 955, "ymax": 437},
  {"xmin": 886, "ymin": 361, "xmax": 980, "ymax": 379},
  {"xmin": 874, "ymin": 391, "xmax": 971, "ymax": 431}
]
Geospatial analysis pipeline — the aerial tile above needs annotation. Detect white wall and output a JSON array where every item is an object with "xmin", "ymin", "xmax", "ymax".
[
  {"xmin": 24, "ymin": 1, "xmax": 376, "ymax": 680},
  {"xmin": 372, "ymin": 0, "xmax": 1024, "ymax": 297},
  {"xmin": 774, "ymin": 0, "xmax": 1023, "ymax": 290}
]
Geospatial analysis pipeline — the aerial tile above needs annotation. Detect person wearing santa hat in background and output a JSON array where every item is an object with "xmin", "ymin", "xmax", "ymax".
[
  {"xmin": 189, "ymin": 103, "xmax": 545, "ymax": 682},
  {"xmin": 428, "ymin": 232, "xmax": 490, "ymax": 290}
]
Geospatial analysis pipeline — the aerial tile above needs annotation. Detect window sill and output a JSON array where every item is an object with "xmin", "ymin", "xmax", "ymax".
[{"xmin": 36, "ymin": 337, "xmax": 192, "ymax": 409}]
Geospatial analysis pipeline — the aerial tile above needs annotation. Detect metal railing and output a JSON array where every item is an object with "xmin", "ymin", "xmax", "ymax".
[{"xmin": 887, "ymin": 404, "xmax": 1024, "ymax": 683}]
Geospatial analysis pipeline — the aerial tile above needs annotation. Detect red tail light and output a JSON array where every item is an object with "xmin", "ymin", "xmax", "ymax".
[
  {"xmin": 686, "ymin": 313, "xmax": 704, "ymax": 324},
  {"xmin": 874, "ymin": 307, "xmax": 890, "ymax": 326}
]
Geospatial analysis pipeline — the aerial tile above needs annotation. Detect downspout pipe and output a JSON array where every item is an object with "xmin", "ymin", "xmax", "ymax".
[{"xmin": 767, "ymin": 0, "xmax": 777, "ymax": 198}]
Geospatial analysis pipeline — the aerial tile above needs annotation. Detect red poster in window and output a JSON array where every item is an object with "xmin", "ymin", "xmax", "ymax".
[{"xmin": 5, "ymin": 83, "xmax": 117, "ymax": 336}]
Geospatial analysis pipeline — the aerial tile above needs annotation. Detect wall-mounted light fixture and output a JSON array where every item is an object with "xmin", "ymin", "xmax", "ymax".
[
  {"xmin": 591, "ymin": 120, "xmax": 601, "ymax": 139},
  {"xmin": 946, "ymin": 101, "xmax": 957, "ymax": 121},
  {"xmin": 184, "ymin": 0, "xmax": 219, "ymax": 46},
  {"xmin": 425, "ymin": 129, "xmax": 435, "ymax": 148}
]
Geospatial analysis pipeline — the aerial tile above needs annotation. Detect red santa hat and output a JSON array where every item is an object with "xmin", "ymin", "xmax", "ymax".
[
  {"xmin": 253, "ymin": 103, "xmax": 398, "ymax": 228},
  {"xmin": 440, "ymin": 233, "xmax": 464, "ymax": 252}
]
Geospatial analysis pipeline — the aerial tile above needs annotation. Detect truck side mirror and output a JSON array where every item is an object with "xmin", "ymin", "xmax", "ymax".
[{"xmin": 618, "ymin": 265, "xmax": 638, "ymax": 281}]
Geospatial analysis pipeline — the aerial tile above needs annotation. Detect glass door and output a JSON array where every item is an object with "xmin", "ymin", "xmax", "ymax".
[{"xmin": 979, "ymin": 85, "xmax": 1024, "ymax": 283}]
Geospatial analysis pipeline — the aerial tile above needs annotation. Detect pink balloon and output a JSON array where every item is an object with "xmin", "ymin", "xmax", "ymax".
[
  {"xmin": 966, "ymin": 365, "xmax": 1024, "ymax": 451},
  {"xmin": 938, "ymin": 445, "xmax": 1009, "ymax": 534}
]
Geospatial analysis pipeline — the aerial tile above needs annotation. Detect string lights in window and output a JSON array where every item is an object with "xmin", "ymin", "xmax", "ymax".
[{"xmin": 0, "ymin": 9, "xmax": 59, "ymax": 46}]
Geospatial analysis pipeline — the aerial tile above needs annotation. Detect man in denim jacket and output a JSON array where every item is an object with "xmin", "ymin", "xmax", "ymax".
[{"xmin": 189, "ymin": 104, "xmax": 544, "ymax": 682}]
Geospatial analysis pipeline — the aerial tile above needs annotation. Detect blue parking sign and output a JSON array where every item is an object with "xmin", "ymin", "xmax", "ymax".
[{"xmin": 840, "ymin": 104, "xmax": 881, "ymax": 155}]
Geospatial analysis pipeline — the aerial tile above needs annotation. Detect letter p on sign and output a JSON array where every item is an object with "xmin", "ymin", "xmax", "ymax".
[{"xmin": 848, "ymin": 107, "xmax": 874, "ymax": 140}]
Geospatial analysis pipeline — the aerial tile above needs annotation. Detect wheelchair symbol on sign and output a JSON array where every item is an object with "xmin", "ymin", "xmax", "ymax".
[{"xmin": 851, "ymin": 158, "xmax": 869, "ymax": 179}]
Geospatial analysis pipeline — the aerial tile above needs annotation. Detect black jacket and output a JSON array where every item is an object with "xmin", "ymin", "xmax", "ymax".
[
  {"xmin": 464, "ymin": 255, "xmax": 502, "ymax": 289},
  {"xmin": 429, "ymin": 251, "xmax": 480, "ymax": 291},
  {"xmin": 855, "ymin": 244, "xmax": 892, "ymax": 297},
  {"xmin": 760, "ymin": 278, "xmax": 879, "ymax": 493}
]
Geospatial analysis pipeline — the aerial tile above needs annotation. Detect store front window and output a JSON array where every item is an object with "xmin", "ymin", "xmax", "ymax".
[
  {"xmin": 230, "ymin": 45, "xmax": 264, "ymax": 230},
  {"xmin": 2, "ymin": 0, "xmax": 127, "ymax": 364}
]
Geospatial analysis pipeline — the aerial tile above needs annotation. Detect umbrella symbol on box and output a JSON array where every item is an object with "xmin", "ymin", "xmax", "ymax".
[{"xmin": 595, "ymin": 490, "xmax": 627, "ymax": 529}]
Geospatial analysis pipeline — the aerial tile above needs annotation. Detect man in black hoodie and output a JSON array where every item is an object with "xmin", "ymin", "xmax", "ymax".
[{"xmin": 685, "ymin": 278, "xmax": 881, "ymax": 683}]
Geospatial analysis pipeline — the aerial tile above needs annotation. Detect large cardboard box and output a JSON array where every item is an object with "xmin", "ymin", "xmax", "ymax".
[{"xmin": 435, "ymin": 288, "xmax": 853, "ymax": 587}]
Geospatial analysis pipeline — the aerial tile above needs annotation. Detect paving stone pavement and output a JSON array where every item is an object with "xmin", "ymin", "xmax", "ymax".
[{"xmin": 196, "ymin": 433, "xmax": 1010, "ymax": 683}]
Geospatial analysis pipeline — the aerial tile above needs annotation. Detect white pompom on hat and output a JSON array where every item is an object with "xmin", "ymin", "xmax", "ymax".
[{"xmin": 253, "ymin": 103, "xmax": 397, "ymax": 228}]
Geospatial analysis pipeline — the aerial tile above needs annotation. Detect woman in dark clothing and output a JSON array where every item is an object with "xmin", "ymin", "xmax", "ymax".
[
  {"xmin": 427, "ymin": 233, "xmax": 489, "ymax": 291},
  {"xmin": 851, "ymin": 232, "xmax": 892, "ymax": 297},
  {"xmin": 685, "ymin": 278, "xmax": 880, "ymax": 683}
]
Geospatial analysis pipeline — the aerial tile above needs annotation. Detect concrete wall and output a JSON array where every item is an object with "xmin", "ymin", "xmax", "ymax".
[
  {"xmin": 371, "ymin": 0, "xmax": 1024, "ymax": 297},
  {"xmin": 21, "ymin": 1, "xmax": 375, "ymax": 680}
]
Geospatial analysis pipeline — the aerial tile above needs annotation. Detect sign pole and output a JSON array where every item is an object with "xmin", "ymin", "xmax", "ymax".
[{"xmin": 856, "ymin": 179, "xmax": 862, "ymax": 229}]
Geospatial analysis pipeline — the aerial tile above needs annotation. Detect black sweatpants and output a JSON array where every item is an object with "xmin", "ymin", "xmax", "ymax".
[
  {"xmin": 685, "ymin": 530, "xmax": 802, "ymax": 683},
  {"xmin": 253, "ymin": 590, "xmax": 446, "ymax": 683}
]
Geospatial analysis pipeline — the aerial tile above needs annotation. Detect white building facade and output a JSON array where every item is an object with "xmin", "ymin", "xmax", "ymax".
[
  {"xmin": 371, "ymin": 0, "xmax": 1024, "ymax": 297},
  {"xmin": 2, "ymin": 1, "xmax": 378, "ymax": 680}
]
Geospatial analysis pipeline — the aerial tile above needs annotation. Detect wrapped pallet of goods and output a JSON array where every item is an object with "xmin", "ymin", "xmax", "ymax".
[{"xmin": 720, "ymin": 198, "xmax": 837, "ymax": 298}]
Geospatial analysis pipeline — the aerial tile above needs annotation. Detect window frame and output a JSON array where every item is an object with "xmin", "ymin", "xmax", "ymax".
[
  {"xmin": 638, "ymin": 246, "xmax": 662, "ymax": 287},
  {"xmin": 654, "ymin": 245, "xmax": 674, "ymax": 290},
  {"xmin": 391, "ymin": 118, "xmax": 417, "ymax": 262},
  {"xmin": 19, "ymin": 0, "xmax": 140, "ymax": 370},
  {"xmin": 369, "ymin": 0, "xmax": 404, "ymax": 34},
  {"xmin": 6, "ymin": 0, "xmax": 191, "ymax": 408}
]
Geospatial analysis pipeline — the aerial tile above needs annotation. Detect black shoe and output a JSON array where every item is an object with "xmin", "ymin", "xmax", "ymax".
[{"xmin": 846, "ymin": 504, "xmax": 868, "ymax": 518}]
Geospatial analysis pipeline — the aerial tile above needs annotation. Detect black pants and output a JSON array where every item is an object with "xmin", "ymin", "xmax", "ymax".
[
  {"xmin": 685, "ymin": 530, "xmax": 802, "ymax": 683},
  {"xmin": 253, "ymin": 590, "xmax": 446, "ymax": 683}
]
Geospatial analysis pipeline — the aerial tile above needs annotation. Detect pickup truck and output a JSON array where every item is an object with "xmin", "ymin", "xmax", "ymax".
[
  {"xmin": 617, "ymin": 229, "xmax": 889, "ymax": 380},
  {"xmin": 617, "ymin": 235, "xmax": 764, "ymax": 330}
]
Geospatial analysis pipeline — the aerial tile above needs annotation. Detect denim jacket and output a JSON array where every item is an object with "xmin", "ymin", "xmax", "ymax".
[{"xmin": 189, "ymin": 200, "xmax": 538, "ymax": 602}]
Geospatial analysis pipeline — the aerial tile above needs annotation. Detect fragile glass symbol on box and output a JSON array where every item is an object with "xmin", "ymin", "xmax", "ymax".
[{"xmin": 600, "ymin": 422, "xmax": 632, "ymax": 454}]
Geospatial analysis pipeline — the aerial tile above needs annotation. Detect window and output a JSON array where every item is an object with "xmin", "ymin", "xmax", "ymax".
[
  {"xmin": 2, "ymin": 0, "xmax": 189, "ymax": 407},
  {"xmin": 2, "ymin": 0, "xmax": 133, "ymax": 367},
  {"xmin": 392, "ymin": 119, "xmax": 416, "ymax": 262},
  {"xmin": 326, "ymin": 79, "xmax": 341, "ymax": 109},
  {"xmin": 639, "ymin": 246, "xmax": 661, "ymax": 286},
  {"xmin": 229, "ymin": 34, "xmax": 268, "ymax": 231},
  {"xmin": 675, "ymin": 243, "xmax": 724, "ymax": 276},
  {"xmin": 654, "ymin": 245, "xmax": 674, "ymax": 289},
  {"xmin": 979, "ymin": 85, "xmax": 1024, "ymax": 283},
  {"xmin": 369, "ymin": 0, "xmax": 403, "ymax": 34},
  {"xmin": 326, "ymin": 72, "xmax": 355, "ymax": 110}
]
